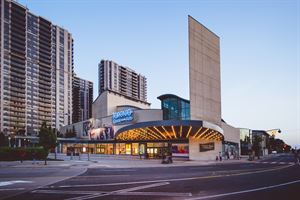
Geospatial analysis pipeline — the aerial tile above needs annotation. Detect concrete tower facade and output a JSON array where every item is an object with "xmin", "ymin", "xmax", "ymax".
[{"xmin": 188, "ymin": 16, "xmax": 221, "ymax": 126}]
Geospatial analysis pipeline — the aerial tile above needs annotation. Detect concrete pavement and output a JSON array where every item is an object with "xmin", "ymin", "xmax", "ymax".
[
  {"xmin": 0, "ymin": 153, "xmax": 294, "ymax": 200},
  {"xmin": 45, "ymin": 153, "xmax": 254, "ymax": 168},
  {"xmin": 4, "ymin": 153, "xmax": 298, "ymax": 200},
  {"xmin": 0, "ymin": 161, "xmax": 86, "ymax": 200},
  {"xmin": 0, "ymin": 153, "xmax": 287, "ymax": 170}
]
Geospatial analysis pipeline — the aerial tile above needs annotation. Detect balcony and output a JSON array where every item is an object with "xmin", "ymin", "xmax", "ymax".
[
  {"xmin": 10, "ymin": 83, "xmax": 25, "ymax": 91},
  {"xmin": 9, "ymin": 96, "xmax": 26, "ymax": 103},
  {"xmin": 10, "ymin": 90, "xmax": 25, "ymax": 97},
  {"xmin": 39, "ymin": 61, "xmax": 51, "ymax": 68},
  {"xmin": 8, "ymin": 86, "xmax": 24, "ymax": 94},
  {"xmin": 38, "ymin": 96, "xmax": 52, "ymax": 103},
  {"xmin": 10, "ymin": 76, "xmax": 25, "ymax": 84},
  {"xmin": 10, "ymin": 52, "xmax": 26, "ymax": 61},
  {"xmin": 10, "ymin": 67, "xmax": 25, "ymax": 76},
  {"xmin": 39, "ymin": 74, "xmax": 52, "ymax": 82},
  {"xmin": 9, "ymin": 112, "xmax": 26, "ymax": 118}
]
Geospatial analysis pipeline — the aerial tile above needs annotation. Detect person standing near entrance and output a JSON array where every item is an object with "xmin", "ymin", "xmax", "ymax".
[{"xmin": 225, "ymin": 151, "xmax": 229, "ymax": 160}]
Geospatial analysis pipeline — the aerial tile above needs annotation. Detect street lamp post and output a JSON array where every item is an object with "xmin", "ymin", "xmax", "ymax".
[
  {"xmin": 23, "ymin": 138, "xmax": 27, "ymax": 148},
  {"xmin": 8, "ymin": 136, "xmax": 11, "ymax": 148},
  {"xmin": 266, "ymin": 129, "xmax": 281, "ymax": 137}
]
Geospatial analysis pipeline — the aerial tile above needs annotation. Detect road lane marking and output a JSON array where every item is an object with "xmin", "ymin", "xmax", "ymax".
[
  {"xmin": 65, "ymin": 182, "xmax": 170, "ymax": 200},
  {"xmin": 101, "ymin": 169, "xmax": 136, "ymax": 172},
  {"xmin": 185, "ymin": 179, "xmax": 300, "ymax": 200},
  {"xmin": 0, "ymin": 180, "xmax": 33, "ymax": 187},
  {"xmin": 65, "ymin": 194, "xmax": 100, "ymax": 200},
  {"xmin": 32, "ymin": 189, "xmax": 192, "ymax": 197},
  {"xmin": 117, "ymin": 182, "xmax": 170, "ymax": 192},
  {"xmin": 0, "ymin": 188, "xmax": 25, "ymax": 191},
  {"xmin": 0, "ymin": 168, "xmax": 87, "ymax": 200},
  {"xmin": 52, "ymin": 164, "xmax": 293, "ymax": 188},
  {"xmin": 258, "ymin": 161, "xmax": 292, "ymax": 165},
  {"xmin": 72, "ymin": 175, "xmax": 130, "ymax": 178},
  {"xmin": 189, "ymin": 167, "xmax": 273, "ymax": 174},
  {"xmin": 118, "ymin": 191, "xmax": 192, "ymax": 197},
  {"xmin": 32, "ymin": 190, "xmax": 105, "ymax": 195}
]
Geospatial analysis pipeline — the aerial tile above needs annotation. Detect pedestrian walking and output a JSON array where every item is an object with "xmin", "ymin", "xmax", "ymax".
[
  {"xmin": 226, "ymin": 151, "xmax": 229, "ymax": 160},
  {"xmin": 219, "ymin": 152, "xmax": 222, "ymax": 161}
]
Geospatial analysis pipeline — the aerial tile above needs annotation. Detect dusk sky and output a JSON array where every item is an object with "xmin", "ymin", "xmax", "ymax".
[{"xmin": 18, "ymin": 0, "xmax": 299, "ymax": 147}]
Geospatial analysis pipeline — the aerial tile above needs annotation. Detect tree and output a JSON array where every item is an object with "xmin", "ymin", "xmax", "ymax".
[
  {"xmin": 268, "ymin": 137, "xmax": 275, "ymax": 153},
  {"xmin": 57, "ymin": 131, "xmax": 64, "ymax": 138},
  {"xmin": 240, "ymin": 135, "xmax": 251, "ymax": 155},
  {"xmin": 252, "ymin": 135, "xmax": 262, "ymax": 159},
  {"xmin": 283, "ymin": 144, "xmax": 291, "ymax": 153},
  {"xmin": 0, "ymin": 132, "xmax": 6, "ymax": 147},
  {"xmin": 38, "ymin": 121, "xmax": 57, "ymax": 165}
]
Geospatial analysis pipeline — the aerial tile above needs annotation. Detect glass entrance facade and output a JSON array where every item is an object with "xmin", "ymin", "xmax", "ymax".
[
  {"xmin": 146, "ymin": 142, "xmax": 170, "ymax": 158},
  {"xmin": 60, "ymin": 141, "xmax": 184, "ymax": 159},
  {"xmin": 157, "ymin": 94, "xmax": 190, "ymax": 120},
  {"xmin": 96, "ymin": 144, "xmax": 114, "ymax": 154}
]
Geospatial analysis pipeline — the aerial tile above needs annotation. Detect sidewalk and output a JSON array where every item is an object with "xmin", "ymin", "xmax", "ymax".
[
  {"xmin": 46, "ymin": 153, "xmax": 251, "ymax": 168},
  {"xmin": 1, "ymin": 153, "xmax": 274, "ymax": 169}
]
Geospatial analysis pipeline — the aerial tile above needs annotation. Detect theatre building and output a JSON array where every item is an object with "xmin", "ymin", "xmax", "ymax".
[{"xmin": 59, "ymin": 16, "xmax": 240, "ymax": 161}]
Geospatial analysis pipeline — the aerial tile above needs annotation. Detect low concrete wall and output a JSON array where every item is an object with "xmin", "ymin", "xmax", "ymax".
[
  {"xmin": 189, "ymin": 137, "xmax": 222, "ymax": 161},
  {"xmin": 222, "ymin": 122, "xmax": 240, "ymax": 144}
]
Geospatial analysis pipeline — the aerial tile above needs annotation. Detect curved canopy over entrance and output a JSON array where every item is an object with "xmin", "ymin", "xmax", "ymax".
[{"xmin": 115, "ymin": 120, "xmax": 224, "ymax": 141}]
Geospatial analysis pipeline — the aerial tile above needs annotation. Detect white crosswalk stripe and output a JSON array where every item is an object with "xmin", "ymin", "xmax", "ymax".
[{"xmin": 256, "ymin": 161, "xmax": 294, "ymax": 165}]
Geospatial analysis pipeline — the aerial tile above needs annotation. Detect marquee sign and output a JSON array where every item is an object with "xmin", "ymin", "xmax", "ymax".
[{"xmin": 112, "ymin": 109, "xmax": 134, "ymax": 125}]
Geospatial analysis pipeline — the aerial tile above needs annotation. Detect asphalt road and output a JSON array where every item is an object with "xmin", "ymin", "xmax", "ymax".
[
  {"xmin": 2, "ymin": 153, "xmax": 300, "ymax": 200},
  {"xmin": 0, "ymin": 164, "xmax": 85, "ymax": 200}
]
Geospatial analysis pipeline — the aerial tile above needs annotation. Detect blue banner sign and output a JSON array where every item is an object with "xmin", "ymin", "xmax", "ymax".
[{"xmin": 112, "ymin": 109, "xmax": 134, "ymax": 124}]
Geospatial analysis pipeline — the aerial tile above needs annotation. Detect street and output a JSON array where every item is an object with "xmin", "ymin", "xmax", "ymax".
[{"xmin": 1, "ymin": 153, "xmax": 299, "ymax": 200}]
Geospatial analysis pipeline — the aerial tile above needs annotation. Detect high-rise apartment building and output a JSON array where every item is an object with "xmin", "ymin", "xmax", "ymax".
[
  {"xmin": 0, "ymin": 0, "xmax": 73, "ymax": 135},
  {"xmin": 72, "ymin": 76, "xmax": 93, "ymax": 123},
  {"xmin": 98, "ymin": 60, "xmax": 147, "ymax": 102}
]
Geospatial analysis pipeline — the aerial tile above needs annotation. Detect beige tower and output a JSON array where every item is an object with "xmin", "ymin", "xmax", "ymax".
[{"xmin": 188, "ymin": 15, "xmax": 221, "ymax": 126}]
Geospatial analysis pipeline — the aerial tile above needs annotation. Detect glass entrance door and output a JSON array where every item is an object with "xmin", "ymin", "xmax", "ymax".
[
  {"xmin": 146, "ymin": 147, "xmax": 169, "ymax": 158},
  {"xmin": 147, "ymin": 147, "xmax": 158, "ymax": 158},
  {"xmin": 139, "ymin": 143, "xmax": 146, "ymax": 155},
  {"xmin": 145, "ymin": 143, "xmax": 170, "ymax": 159},
  {"xmin": 125, "ymin": 143, "xmax": 131, "ymax": 155}
]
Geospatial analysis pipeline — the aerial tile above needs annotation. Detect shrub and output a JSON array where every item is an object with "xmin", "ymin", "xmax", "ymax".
[{"xmin": 0, "ymin": 147, "xmax": 48, "ymax": 161}]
